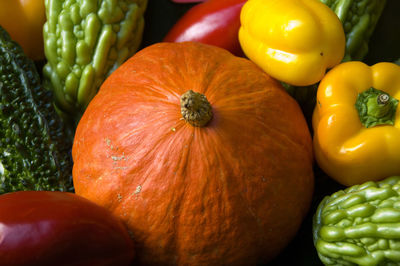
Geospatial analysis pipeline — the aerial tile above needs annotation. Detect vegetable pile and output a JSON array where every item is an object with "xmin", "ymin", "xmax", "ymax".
[{"xmin": 0, "ymin": 0, "xmax": 399, "ymax": 265}]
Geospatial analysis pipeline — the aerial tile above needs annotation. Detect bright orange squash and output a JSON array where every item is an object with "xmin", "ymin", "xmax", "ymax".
[{"xmin": 72, "ymin": 42, "xmax": 314, "ymax": 265}]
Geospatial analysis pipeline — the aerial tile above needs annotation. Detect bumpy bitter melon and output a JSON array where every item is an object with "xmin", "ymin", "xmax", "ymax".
[
  {"xmin": 43, "ymin": 0, "xmax": 148, "ymax": 122},
  {"xmin": 320, "ymin": 0, "xmax": 387, "ymax": 61},
  {"xmin": 313, "ymin": 176, "xmax": 400, "ymax": 265},
  {"xmin": 0, "ymin": 26, "xmax": 73, "ymax": 194}
]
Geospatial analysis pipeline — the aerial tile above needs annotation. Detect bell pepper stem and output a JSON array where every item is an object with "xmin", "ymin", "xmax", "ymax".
[{"xmin": 355, "ymin": 87, "xmax": 399, "ymax": 128}]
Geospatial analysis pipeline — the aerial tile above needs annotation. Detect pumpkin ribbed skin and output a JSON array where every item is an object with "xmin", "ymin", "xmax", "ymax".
[{"xmin": 72, "ymin": 42, "xmax": 314, "ymax": 265}]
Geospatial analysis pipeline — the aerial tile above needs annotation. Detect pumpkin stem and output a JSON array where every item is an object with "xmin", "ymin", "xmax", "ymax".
[{"xmin": 180, "ymin": 90, "xmax": 213, "ymax": 127}]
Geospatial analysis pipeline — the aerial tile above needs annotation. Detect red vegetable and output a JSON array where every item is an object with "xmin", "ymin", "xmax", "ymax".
[
  {"xmin": 163, "ymin": 0, "xmax": 246, "ymax": 57},
  {"xmin": 171, "ymin": 0, "xmax": 206, "ymax": 3},
  {"xmin": 0, "ymin": 191, "xmax": 135, "ymax": 266}
]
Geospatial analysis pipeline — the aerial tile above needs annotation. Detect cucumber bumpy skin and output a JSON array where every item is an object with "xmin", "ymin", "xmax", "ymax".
[
  {"xmin": 43, "ymin": 0, "xmax": 147, "ymax": 121},
  {"xmin": 313, "ymin": 176, "xmax": 400, "ymax": 266},
  {"xmin": 320, "ymin": 0, "xmax": 386, "ymax": 61},
  {"xmin": 0, "ymin": 26, "xmax": 73, "ymax": 194}
]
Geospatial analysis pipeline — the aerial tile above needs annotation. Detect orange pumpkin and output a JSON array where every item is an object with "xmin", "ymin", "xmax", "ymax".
[{"xmin": 72, "ymin": 42, "xmax": 314, "ymax": 265}]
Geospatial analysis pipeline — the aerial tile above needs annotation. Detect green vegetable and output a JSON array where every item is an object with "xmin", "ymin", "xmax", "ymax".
[
  {"xmin": 0, "ymin": 26, "xmax": 73, "ymax": 194},
  {"xmin": 313, "ymin": 176, "xmax": 400, "ymax": 266},
  {"xmin": 355, "ymin": 87, "xmax": 399, "ymax": 128},
  {"xmin": 43, "ymin": 0, "xmax": 148, "ymax": 122},
  {"xmin": 321, "ymin": 0, "xmax": 387, "ymax": 61}
]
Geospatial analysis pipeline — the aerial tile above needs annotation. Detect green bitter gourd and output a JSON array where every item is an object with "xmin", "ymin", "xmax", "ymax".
[
  {"xmin": 313, "ymin": 176, "xmax": 400, "ymax": 266},
  {"xmin": 0, "ymin": 26, "xmax": 73, "ymax": 194},
  {"xmin": 43, "ymin": 0, "xmax": 148, "ymax": 122},
  {"xmin": 321, "ymin": 0, "xmax": 387, "ymax": 61}
]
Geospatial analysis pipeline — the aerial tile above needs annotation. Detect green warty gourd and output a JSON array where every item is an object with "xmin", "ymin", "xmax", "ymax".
[
  {"xmin": 313, "ymin": 176, "xmax": 400, "ymax": 266},
  {"xmin": 0, "ymin": 26, "xmax": 73, "ymax": 194},
  {"xmin": 42, "ymin": 0, "xmax": 148, "ymax": 122}
]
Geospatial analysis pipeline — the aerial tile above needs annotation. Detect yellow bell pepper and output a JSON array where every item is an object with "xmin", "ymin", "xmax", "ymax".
[
  {"xmin": 238, "ymin": 0, "xmax": 345, "ymax": 86},
  {"xmin": 312, "ymin": 61, "xmax": 400, "ymax": 186},
  {"xmin": 0, "ymin": 0, "xmax": 46, "ymax": 60}
]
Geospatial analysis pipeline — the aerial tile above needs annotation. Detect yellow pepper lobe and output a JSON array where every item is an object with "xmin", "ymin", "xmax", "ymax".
[{"xmin": 238, "ymin": 0, "xmax": 345, "ymax": 86}]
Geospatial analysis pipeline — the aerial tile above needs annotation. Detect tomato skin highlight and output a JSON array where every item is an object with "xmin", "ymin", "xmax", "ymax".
[
  {"xmin": 0, "ymin": 191, "xmax": 135, "ymax": 266},
  {"xmin": 163, "ymin": 0, "xmax": 246, "ymax": 57}
]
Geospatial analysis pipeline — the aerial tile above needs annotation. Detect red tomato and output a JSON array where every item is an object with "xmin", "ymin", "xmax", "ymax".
[
  {"xmin": 163, "ymin": 0, "xmax": 247, "ymax": 57},
  {"xmin": 0, "ymin": 191, "xmax": 134, "ymax": 266}
]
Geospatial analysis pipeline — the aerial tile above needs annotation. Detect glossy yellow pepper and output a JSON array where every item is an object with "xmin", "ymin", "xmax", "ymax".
[
  {"xmin": 0, "ymin": 0, "xmax": 46, "ymax": 60},
  {"xmin": 238, "ymin": 0, "xmax": 345, "ymax": 86},
  {"xmin": 313, "ymin": 61, "xmax": 400, "ymax": 186}
]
